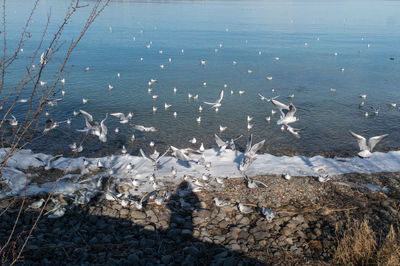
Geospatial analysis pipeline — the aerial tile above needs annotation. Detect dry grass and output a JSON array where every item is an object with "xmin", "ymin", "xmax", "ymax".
[{"xmin": 334, "ymin": 219, "xmax": 400, "ymax": 266}]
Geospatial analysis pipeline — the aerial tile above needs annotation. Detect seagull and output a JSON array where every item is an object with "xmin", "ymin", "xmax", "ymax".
[
  {"xmin": 46, "ymin": 98, "xmax": 62, "ymax": 107},
  {"xmin": 201, "ymin": 59, "xmax": 206, "ymax": 66},
  {"xmin": 360, "ymin": 94, "xmax": 367, "ymax": 99},
  {"xmin": 108, "ymin": 84, "xmax": 114, "ymax": 90},
  {"xmin": 266, "ymin": 76, "xmax": 273, "ymax": 81},
  {"xmin": 77, "ymin": 110, "xmax": 108, "ymax": 142},
  {"xmin": 196, "ymin": 117, "xmax": 201, "ymax": 123},
  {"xmin": 349, "ymin": 131, "xmax": 389, "ymax": 158},
  {"xmin": 214, "ymin": 198, "xmax": 229, "ymax": 207},
  {"xmin": 121, "ymin": 145, "xmax": 127, "ymax": 154},
  {"xmin": 233, "ymin": 60, "xmax": 237, "ymax": 65},
  {"xmin": 140, "ymin": 148, "xmax": 170, "ymax": 170},
  {"xmin": 277, "ymin": 104, "xmax": 298, "ymax": 125},
  {"xmin": 261, "ymin": 207, "xmax": 275, "ymax": 221},
  {"xmin": 7, "ymin": 115, "xmax": 18, "ymax": 126},
  {"xmin": 283, "ymin": 173, "xmax": 291, "ymax": 180},
  {"xmin": 60, "ymin": 78, "xmax": 66, "ymax": 85},
  {"xmin": 238, "ymin": 203, "xmax": 253, "ymax": 214},
  {"xmin": 170, "ymin": 146, "xmax": 201, "ymax": 162},
  {"xmin": 173, "ymin": 112, "xmax": 177, "ymax": 118},
  {"xmin": 267, "ymin": 96, "xmax": 290, "ymax": 111},
  {"xmin": 198, "ymin": 106, "xmax": 203, "ymax": 112},
  {"xmin": 258, "ymin": 93, "xmax": 266, "ymax": 101},
  {"xmin": 238, "ymin": 90, "xmax": 245, "ymax": 95},
  {"xmin": 82, "ymin": 98, "xmax": 88, "ymax": 104},
  {"xmin": 110, "ymin": 112, "xmax": 132, "ymax": 124},
  {"xmin": 132, "ymin": 125, "xmax": 157, "ymax": 132},
  {"xmin": 265, "ymin": 116, "xmax": 271, "ymax": 122},
  {"xmin": 43, "ymin": 119, "xmax": 59, "ymax": 133},
  {"xmin": 152, "ymin": 95, "xmax": 159, "ymax": 99},
  {"xmin": 247, "ymin": 116, "xmax": 253, "ymax": 122},
  {"xmin": 69, "ymin": 143, "xmax": 83, "ymax": 153},
  {"xmin": 283, "ymin": 124, "xmax": 304, "ymax": 138},
  {"xmin": 85, "ymin": 67, "xmax": 90, "ymax": 71},
  {"xmin": 28, "ymin": 199, "xmax": 45, "ymax": 209},
  {"xmin": 247, "ymin": 69, "xmax": 253, "ymax": 74},
  {"xmin": 173, "ymin": 87, "xmax": 177, "ymax": 93},
  {"xmin": 40, "ymin": 81, "xmax": 47, "ymax": 86},
  {"xmin": 214, "ymin": 134, "xmax": 242, "ymax": 152},
  {"xmin": 152, "ymin": 106, "xmax": 158, "ymax": 113},
  {"xmin": 164, "ymin": 103, "xmax": 172, "ymax": 110},
  {"xmin": 204, "ymin": 90, "xmax": 224, "ymax": 109},
  {"xmin": 189, "ymin": 138, "xmax": 197, "ymax": 144},
  {"xmin": 390, "ymin": 103, "xmax": 397, "ymax": 108},
  {"xmin": 149, "ymin": 141, "xmax": 155, "ymax": 147},
  {"xmin": 240, "ymin": 134, "xmax": 265, "ymax": 172},
  {"xmin": 219, "ymin": 125, "xmax": 227, "ymax": 132},
  {"xmin": 247, "ymin": 123, "xmax": 253, "ymax": 131},
  {"xmin": 274, "ymin": 57, "xmax": 280, "ymax": 61}
]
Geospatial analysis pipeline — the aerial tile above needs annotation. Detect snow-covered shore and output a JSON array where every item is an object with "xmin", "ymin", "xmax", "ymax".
[{"xmin": 1, "ymin": 148, "xmax": 400, "ymax": 199}]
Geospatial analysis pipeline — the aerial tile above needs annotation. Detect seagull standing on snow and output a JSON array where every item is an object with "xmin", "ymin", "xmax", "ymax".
[{"xmin": 349, "ymin": 131, "xmax": 389, "ymax": 158}]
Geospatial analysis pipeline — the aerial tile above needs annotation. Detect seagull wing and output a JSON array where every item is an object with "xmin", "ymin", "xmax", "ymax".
[
  {"xmin": 100, "ymin": 114, "xmax": 108, "ymax": 135},
  {"xmin": 368, "ymin": 134, "xmax": 388, "ymax": 152},
  {"xmin": 203, "ymin": 101, "xmax": 217, "ymax": 105},
  {"xmin": 214, "ymin": 134, "xmax": 226, "ymax": 147},
  {"xmin": 157, "ymin": 148, "xmax": 170, "ymax": 162},
  {"xmin": 79, "ymin": 110, "xmax": 93, "ymax": 122},
  {"xmin": 245, "ymin": 134, "xmax": 253, "ymax": 153},
  {"xmin": 111, "ymin": 113, "xmax": 126, "ymax": 120},
  {"xmin": 132, "ymin": 125, "xmax": 145, "ymax": 131},
  {"xmin": 249, "ymin": 139, "xmax": 265, "ymax": 156},
  {"xmin": 285, "ymin": 104, "xmax": 297, "ymax": 118},
  {"xmin": 270, "ymin": 98, "xmax": 290, "ymax": 110},
  {"xmin": 349, "ymin": 131, "xmax": 368, "ymax": 151},
  {"xmin": 216, "ymin": 90, "xmax": 224, "ymax": 103},
  {"xmin": 139, "ymin": 148, "xmax": 151, "ymax": 161}
]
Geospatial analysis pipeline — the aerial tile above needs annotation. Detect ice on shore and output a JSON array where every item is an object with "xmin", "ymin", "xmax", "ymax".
[{"xmin": 1, "ymin": 148, "xmax": 400, "ymax": 199}]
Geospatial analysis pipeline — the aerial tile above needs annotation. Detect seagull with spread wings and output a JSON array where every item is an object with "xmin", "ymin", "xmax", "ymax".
[{"xmin": 349, "ymin": 131, "xmax": 388, "ymax": 158}]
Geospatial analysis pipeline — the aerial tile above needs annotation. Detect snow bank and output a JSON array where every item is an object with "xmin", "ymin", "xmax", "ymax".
[{"xmin": 1, "ymin": 148, "xmax": 400, "ymax": 199}]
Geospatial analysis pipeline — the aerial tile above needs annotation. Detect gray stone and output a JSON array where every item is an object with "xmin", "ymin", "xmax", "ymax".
[
  {"xmin": 131, "ymin": 211, "xmax": 146, "ymax": 220},
  {"xmin": 140, "ymin": 238, "xmax": 155, "ymax": 248},
  {"xmin": 127, "ymin": 254, "xmax": 140, "ymax": 265},
  {"xmin": 253, "ymin": 231, "xmax": 268, "ymax": 241},
  {"xmin": 161, "ymin": 255, "xmax": 172, "ymax": 264},
  {"xmin": 230, "ymin": 243, "xmax": 241, "ymax": 251},
  {"xmin": 214, "ymin": 235, "xmax": 226, "ymax": 244},
  {"xmin": 183, "ymin": 246, "xmax": 200, "ymax": 257}
]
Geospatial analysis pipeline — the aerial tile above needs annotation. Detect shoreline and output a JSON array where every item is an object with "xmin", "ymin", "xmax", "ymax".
[{"xmin": 1, "ymin": 172, "xmax": 399, "ymax": 264}]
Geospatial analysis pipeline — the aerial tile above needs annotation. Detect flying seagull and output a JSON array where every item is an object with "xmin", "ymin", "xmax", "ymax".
[{"xmin": 349, "ymin": 131, "xmax": 388, "ymax": 158}]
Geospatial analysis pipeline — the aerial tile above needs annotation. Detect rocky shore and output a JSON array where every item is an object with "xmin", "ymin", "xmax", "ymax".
[{"xmin": 1, "ymin": 172, "xmax": 399, "ymax": 265}]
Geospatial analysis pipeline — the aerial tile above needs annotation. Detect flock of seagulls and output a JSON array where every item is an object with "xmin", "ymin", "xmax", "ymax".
[{"xmin": 3, "ymin": 24, "xmax": 395, "ymax": 186}]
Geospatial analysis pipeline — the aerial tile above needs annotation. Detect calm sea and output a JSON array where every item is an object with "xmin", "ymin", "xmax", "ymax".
[{"xmin": 2, "ymin": 0, "xmax": 400, "ymax": 157}]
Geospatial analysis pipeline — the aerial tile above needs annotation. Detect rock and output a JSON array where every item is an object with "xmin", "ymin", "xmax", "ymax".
[
  {"xmin": 140, "ymin": 238, "xmax": 155, "ymax": 248},
  {"xmin": 230, "ymin": 243, "xmax": 241, "ymax": 251},
  {"xmin": 281, "ymin": 227, "xmax": 295, "ymax": 236},
  {"xmin": 130, "ymin": 211, "xmax": 146, "ymax": 220},
  {"xmin": 196, "ymin": 209, "xmax": 211, "ymax": 219},
  {"xmin": 120, "ymin": 209, "xmax": 129, "ymax": 217},
  {"xmin": 183, "ymin": 246, "xmax": 200, "ymax": 257},
  {"xmin": 253, "ymin": 231, "xmax": 268, "ymax": 241},
  {"xmin": 161, "ymin": 255, "xmax": 172, "ymax": 264},
  {"xmin": 239, "ymin": 217, "xmax": 250, "ymax": 226},
  {"xmin": 314, "ymin": 228, "xmax": 322, "ymax": 237},
  {"xmin": 213, "ymin": 235, "xmax": 225, "ymax": 244}
]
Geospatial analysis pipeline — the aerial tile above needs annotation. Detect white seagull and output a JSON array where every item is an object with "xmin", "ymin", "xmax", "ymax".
[
  {"xmin": 110, "ymin": 112, "xmax": 133, "ymax": 124},
  {"xmin": 204, "ymin": 90, "xmax": 224, "ymax": 110},
  {"xmin": 349, "ymin": 131, "xmax": 389, "ymax": 158}
]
